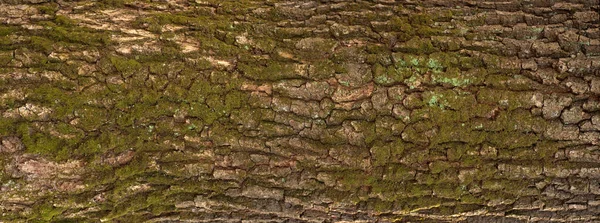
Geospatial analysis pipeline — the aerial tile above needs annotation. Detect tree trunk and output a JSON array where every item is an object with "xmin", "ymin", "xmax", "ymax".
[{"xmin": 0, "ymin": 0, "xmax": 599, "ymax": 222}]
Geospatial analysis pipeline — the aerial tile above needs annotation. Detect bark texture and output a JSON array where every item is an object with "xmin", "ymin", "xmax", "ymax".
[{"xmin": 0, "ymin": 0, "xmax": 600, "ymax": 222}]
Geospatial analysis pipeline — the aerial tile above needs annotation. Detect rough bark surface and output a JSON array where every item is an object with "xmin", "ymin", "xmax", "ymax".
[{"xmin": 0, "ymin": 0, "xmax": 600, "ymax": 222}]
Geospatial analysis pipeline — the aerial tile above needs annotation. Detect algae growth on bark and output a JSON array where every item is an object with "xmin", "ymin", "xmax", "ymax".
[{"xmin": 0, "ymin": 0, "xmax": 599, "ymax": 222}]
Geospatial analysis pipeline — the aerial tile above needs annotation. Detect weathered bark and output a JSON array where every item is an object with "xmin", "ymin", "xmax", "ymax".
[{"xmin": 0, "ymin": 0, "xmax": 599, "ymax": 222}]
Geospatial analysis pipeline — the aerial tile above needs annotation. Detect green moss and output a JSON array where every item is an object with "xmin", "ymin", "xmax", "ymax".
[
  {"xmin": 333, "ymin": 170, "xmax": 372, "ymax": 191},
  {"xmin": 76, "ymin": 138, "xmax": 105, "ymax": 158},
  {"xmin": 105, "ymin": 192, "xmax": 152, "ymax": 221},
  {"xmin": 30, "ymin": 36, "xmax": 54, "ymax": 54},
  {"xmin": 431, "ymin": 67, "xmax": 476, "ymax": 87},
  {"xmin": 429, "ymin": 108, "xmax": 470, "ymax": 125},
  {"xmin": 429, "ymin": 161, "xmax": 452, "ymax": 174},
  {"xmin": 189, "ymin": 102, "xmax": 220, "ymax": 124},
  {"xmin": 31, "ymin": 203, "xmax": 65, "ymax": 222},
  {"xmin": 14, "ymin": 48, "xmax": 48, "ymax": 67},
  {"xmin": 477, "ymin": 89, "xmax": 540, "ymax": 111},
  {"xmin": 162, "ymin": 85, "xmax": 189, "ymax": 103},
  {"xmin": 0, "ymin": 25, "xmax": 19, "ymax": 37},
  {"xmin": 0, "ymin": 118, "xmax": 17, "ymax": 135},
  {"xmin": 238, "ymin": 60, "xmax": 300, "ymax": 81},
  {"xmin": 406, "ymin": 13, "xmax": 443, "ymax": 38},
  {"xmin": 159, "ymin": 30, "xmax": 176, "ymax": 41},
  {"xmin": 111, "ymin": 56, "xmax": 142, "ymax": 77},
  {"xmin": 424, "ymin": 89, "xmax": 477, "ymax": 111},
  {"xmin": 534, "ymin": 141, "xmax": 559, "ymax": 160},
  {"xmin": 392, "ymin": 57, "xmax": 408, "ymax": 68},
  {"xmin": 370, "ymin": 199, "xmax": 394, "ymax": 213},
  {"xmin": 432, "ymin": 183, "xmax": 462, "ymax": 199},
  {"xmin": 458, "ymin": 56, "xmax": 485, "ymax": 69},
  {"xmin": 0, "ymin": 25, "xmax": 18, "ymax": 47},
  {"xmin": 195, "ymin": 35, "xmax": 242, "ymax": 57},
  {"xmin": 402, "ymin": 183, "xmax": 431, "ymax": 198},
  {"xmin": 370, "ymin": 142, "xmax": 391, "ymax": 166},
  {"xmin": 97, "ymin": 0, "xmax": 128, "ymax": 8},
  {"xmin": 339, "ymin": 80, "xmax": 350, "ymax": 87},
  {"xmin": 492, "ymin": 109, "xmax": 546, "ymax": 132},
  {"xmin": 36, "ymin": 3, "xmax": 59, "ymax": 15},
  {"xmin": 389, "ymin": 18, "xmax": 414, "ymax": 41},
  {"xmin": 459, "ymin": 194, "xmax": 484, "ymax": 204},
  {"xmin": 55, "ymin": 121, "xmax": 84, "ymax": 142},
  {"xmin": 404, "ymin": 73, "xmax": 422, "ymax": 89},
  {"xmin": 18, "ymin": 124, "xmax": 70, "ymax": 159},
  {"xmin": 294, "ymin": 38, "xmax": 337, "ymax": 61},
  {"xmin": 77, "ymin": 106, "xmax": 109, "ymax": 131},
  {"xmin": 433, "ymin": 123, "xmax": 485, "ymax": 146},
  {"xmin": 487, "ymin": 132, "xmax": 539, "ymax": 149},
  {"xmin": 427, "ymin": 94, "xmax": 443, "ymax": 109},
  {"xmin": 54, "ymin": 15, "xmax": 76, "ymax": 27},
  {"xmin": 149, "ymin": 61, "xmax": 182, "ymax": 77},
  {"xmin": 224, "ymin": 91, "xmax": 247, "ymax": 111},
  {"xmin": 206, "ymin": 93, "xmax": 225, "ymax": 111},
  {"xmin": 409, "ymin": 14, "xmax": 433, "ymax": 25},
  {"xmin": 115, "ymin": 154, "xmax": 149, "ymax": 180},
  {"xmin": 0, "ymin": 51, "xmax": 12, "ymax": 66},
  {"xmin": 407, "ymin": 196, "xmax": 443, "ymax": 210},
  {"xmin": 154, "ymin": 13, "xmax": 196, "ymax": 26},
  {"xmin": 426, "ymin": 58, "xmax": 443, "ymax": 71},
  {"xmin": 149, "ymin": 203, "xmax": 175, "ymax": 215},
  {"xmin": 382, "ymin": 164, "xmax": 414, "ymax": 181},
  {"xmin": 396, "ymin": 37, "xmax": 436, "ymax": 54},
  {"xmin": 35, "ymin": 19, "xmax": 112, "ymax": 47},
  {"xmin": 460, "ymin": 153, "xmax": 484, "ymax": 167},
  {"xmin": 373, "ymin": 64, "xmax": 412, "ymax": 86}
]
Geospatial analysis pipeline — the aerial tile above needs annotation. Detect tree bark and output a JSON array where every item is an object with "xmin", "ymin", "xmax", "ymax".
[{"xmin": 0, "ymin": 0, "xmax": 599, "ymax": 222}]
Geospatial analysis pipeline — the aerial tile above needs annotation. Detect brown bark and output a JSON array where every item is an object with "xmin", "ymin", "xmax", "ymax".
[{"xmin": 0, "ymin": 0, "xmax": 599, "ymax": 222}]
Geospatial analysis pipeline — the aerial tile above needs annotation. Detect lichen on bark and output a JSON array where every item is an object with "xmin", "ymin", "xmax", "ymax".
[{"xmin": 0, "ymin": 0, "xmax": 600, "ymax": 222}]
